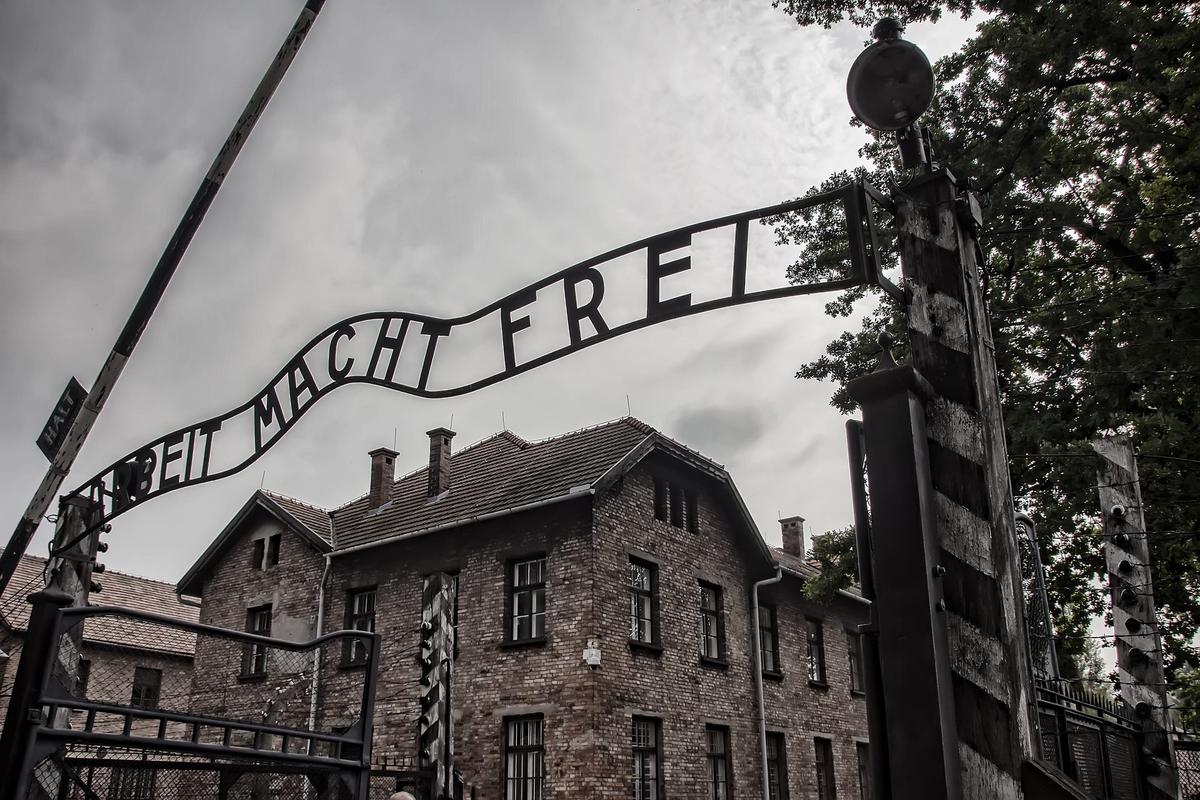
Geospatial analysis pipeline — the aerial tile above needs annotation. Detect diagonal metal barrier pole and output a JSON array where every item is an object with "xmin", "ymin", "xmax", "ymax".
[{"xmin": 0, "ymin": 0, "xmax": 328, "ymax": 597}]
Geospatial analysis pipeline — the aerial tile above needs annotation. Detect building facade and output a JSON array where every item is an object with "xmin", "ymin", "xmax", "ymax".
[
  {"xmin": 0, "ymin": 555, "xmax": 200, "ymax": 737},
  {"xmin": 177, "ymin": 417, "xmax": 871, "ymax": 799}
]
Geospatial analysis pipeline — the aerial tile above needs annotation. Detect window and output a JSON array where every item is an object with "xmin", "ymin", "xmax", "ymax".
[
  {"xmin": 344, "ymin": 588, "xmax": 376, "ymax": 664},
  {"xmin": 652, "ymin": 477, "xmax": 699, "ymax": 532},
  {"xmin": 108, "ymin": 766, "xmax": 156, "ymax": 800},
  {"xmin": 130, "ymin": 667, "xmax": 161, "ymax": 709},
  {"xmin": 504, "ymin": 716, "xmax": 544, "ymax": 800},
  {"xmin": 856, "ymin": 742, "xmax": 872, "ymax": 800},
  {"xmin": 244, "ymin": 604, "xmax": 272, "ymax": 676},
  {"xmin": 77, "ymin": 658, "xmax": 91, "ymax": 698},
  {"xmin": 806, "ymin": 617, "xmax": 827, "ymax": 685},
  {"xmin": 627, "ymin": 558, "xmax": 657, "ymax": 646},
  {"xmin": 509, "ymin": 558, "xmax": 546, "ymax": 642},
  {"xmin": 266, "ymin": 533, "xmax": 281, "ymax": 567},
  {"xmin": 631, "ymin": 717, "xmax": 662, "ymax": 800},
  {"xmin": 250, "ymin": 538, "xmax": 265, "ymax": 569},
  {"xmin": 669, "ymin": 485, "xmax": 684, "ymax": 527},
  {"xmin": 847, "ymin": 629, "xmax": 865, "ymax": 694},
  {"xmin": 760, "ymin": 605, "xmax": 781, "ymax": 676},
  {"xmin": 814, "ymin": 738, "xmax": 836, "ymax": 800},
  {"xmin": 653, "ymin": 478, "xmax": 669, "ymax": 522},
  {"xmin": 699, "ymin": 582, "xmax": 725, "ymax": 661},
  {"xmin": 705, "ymin": 725, "xmax": 732, "ymax": 799},
  {"xmin": 767, "ymin": 733, "xmax": 790, "ymax": 800}
]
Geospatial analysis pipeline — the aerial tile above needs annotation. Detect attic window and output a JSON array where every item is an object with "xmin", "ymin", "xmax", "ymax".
[
  {"xmin": 251, "ymin": 534, "xmax": 282, "ymax": 570},
  {"xmin": 652, "ymin": 476, "xmax": 698, "ymax": 533}
]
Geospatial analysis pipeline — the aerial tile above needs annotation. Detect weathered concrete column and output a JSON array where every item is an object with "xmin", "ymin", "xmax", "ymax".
[
  {"xmin": 895, "ymin": 168, "xmax": 1035, "ymax": 797},
  {"xmin": 1095, "ymin": 436, "xmax": 1178, "ymax": 799}
]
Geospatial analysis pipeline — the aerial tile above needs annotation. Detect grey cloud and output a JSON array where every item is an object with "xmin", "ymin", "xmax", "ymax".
[{"xmin": 669, "ymin": 405, "xmax": 767, "ymax": 463}]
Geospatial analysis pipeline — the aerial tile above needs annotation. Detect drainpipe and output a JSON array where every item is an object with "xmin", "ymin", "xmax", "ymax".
[
  {"xmin": 308, "ymin": 554, "xmax": 332, "ymax": 735},
  {"xmin": 752, "ymin": 566, "xmax": 783, "ymax": 800}
]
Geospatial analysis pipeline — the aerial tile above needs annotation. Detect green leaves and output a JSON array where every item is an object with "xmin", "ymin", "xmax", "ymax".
[
  {"xmin": 803, "ymin": 525, "xmax": 860, "ymax": 603},
  {"xmin": 774, "ymin": 0, "xmax": 1200, "ymax": 682}
]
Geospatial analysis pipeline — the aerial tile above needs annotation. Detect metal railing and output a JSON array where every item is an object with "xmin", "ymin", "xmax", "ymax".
[
  {"xmin": 1036, "ymin": 679, "xmax": 1142, "ymax": 799},
  {"xmin": 0, "ymin": 589, "xmax": 379, "ymax": 800}
]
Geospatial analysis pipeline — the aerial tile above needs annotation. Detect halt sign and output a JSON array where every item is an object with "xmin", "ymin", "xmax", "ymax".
[{"xmin": 36, "ymin": 377, "xmax": 88, "ymax": 461}]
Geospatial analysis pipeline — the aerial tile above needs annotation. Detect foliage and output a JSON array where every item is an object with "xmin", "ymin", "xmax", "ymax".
[
  {"xmin": 771, "ymin": 0, "xmax": 1200, "ymax": 688},
  {"xmin": 803, "ymin": 525, "xmax": 860, "ymax": 603}
]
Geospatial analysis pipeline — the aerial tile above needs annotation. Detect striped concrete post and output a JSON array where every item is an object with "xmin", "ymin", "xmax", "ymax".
[
  {"xmin": 896, "ymin": 168, "xmax": 1035, "ymax": 797},
  {"xmin": 1094, "ymin": 436, "xmax": 1178, "ymax": 799}
]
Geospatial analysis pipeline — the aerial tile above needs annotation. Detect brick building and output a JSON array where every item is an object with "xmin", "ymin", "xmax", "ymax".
[
  {"xmin": 0, "ymin": 555, "xmax": 200, "ymax": 736},
  {"xmin": 177, "ymin": 417, "xmax": 871, "ymax": 799}
]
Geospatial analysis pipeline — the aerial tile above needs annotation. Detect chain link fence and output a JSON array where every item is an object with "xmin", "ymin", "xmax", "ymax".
[
  {"xmin": 5, "ymin": 596, "xmax": 378, "ymax": 800},
  {"xmin": 47, "ymin": 606, "xmax": 373, "ymax": 760},
  {"xmin": 1177, "ymin": 737, "xmax": 1200, "ymax": 800},
  {"xmin": 27, "ymin": 743, "xmax": 354, "ymax": 800}
]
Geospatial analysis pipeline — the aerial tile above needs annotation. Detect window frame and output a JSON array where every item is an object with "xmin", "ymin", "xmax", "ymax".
[
  {"xmin": 698, "ymin": 581, "xmax": 727, "ymax": 665},
  {"xmin": 250, "ymin": 538, "xmax": 265, "ymax": 570},
  {"xmin": 343, "ymin": 587, "xmax": 377, "ymax": 666},
  {"xmin": 856, "ymin": 741, "xmax": 872, "ymax": 800},
  {"xmin": 814, "ymin": 737, "xmax": 837, "ymax": 800},
  {"xmin": 503, "ymin": 714, "xmax": 545, "ymax": 800},
  {"xmin": 631, "ymin": 716, "xmax": 663, "ymax": 800},
  {"xmin": 847, "ymin": 627, "xmax": 865, "ymax": 695},
  {"xmin": 806, "ymin": 616, "xmax": 828, "ymax": 687},
  {"xmin": 760, "ymin": 604, "xmax": 782, "ymax": 678},
  {"xmin": 108, "ymin": 765, "xmax": 157, "ymax": 800},
  {"xmin": 705, "ymin": 724, "xmax": 733, "ymax": 800},
  {"xmin": 627, "ymin": 557, "xmax": 660, "ymax": 651},
  {"xmin": 506, "ymin": 556, "xmax": 547, "ymax": 645},
  {"xmin": 766, "ymin": 732, "xmax": 790, "ymax": 800},
  {"xmin": 242, "ymin": 604, "xmax": 272, "ymax": 678},
  {"xmin": 129, "ymin": 666, "xmax": 162, "ymax": 710},
  {"xmin": 265, "ymin": 533, "xmax": 281, "ymax": 567}
]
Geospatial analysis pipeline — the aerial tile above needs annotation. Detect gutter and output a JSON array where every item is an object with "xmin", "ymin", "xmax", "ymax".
[
  {"xmin": 331, "ymin": 490, "xmax": 592, "ymax": 557},
  {"xmin": 752, "ymin": 566, "xmax": 784, "ymax": 800}
]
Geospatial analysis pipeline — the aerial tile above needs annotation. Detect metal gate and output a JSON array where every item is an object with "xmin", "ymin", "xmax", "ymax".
[
  {"xmin": 1036, "ymin": 679, "xmax": 1142, "ymax": 799},
  {"xmin": 0, "ymin": 588, "xmax": 379, "ymax": 800}
]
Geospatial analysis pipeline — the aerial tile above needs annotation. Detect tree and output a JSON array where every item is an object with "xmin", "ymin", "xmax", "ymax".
[
  {"xmin": 803, "ymin": 525, "xmax": 859, "ymax": 603},
  {"xmin": 771, "ymin": 0, "xmax": 1200, "ymax": 689}
]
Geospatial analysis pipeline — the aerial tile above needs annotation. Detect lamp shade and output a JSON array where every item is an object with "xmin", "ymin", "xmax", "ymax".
[{"xmin": 846, "ymin": 38, "xmax": 935, "ymax": 131}]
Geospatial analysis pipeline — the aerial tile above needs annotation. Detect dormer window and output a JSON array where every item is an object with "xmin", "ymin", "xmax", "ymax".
[{"xmin": 250, "ymin": 533, "xmax": 282, "ymax": 570}]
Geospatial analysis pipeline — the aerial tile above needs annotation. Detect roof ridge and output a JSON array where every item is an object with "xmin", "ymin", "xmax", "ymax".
[
  {"xmin": 526, "ymin": 415, "xmax": 657, "ymax": 448},
  {"xmin": 329, "ymin": 417, "xmax": 656, "ymax": 515},
  {"xmin": 261, "ymin": 489, "xmax": 329, "ymax": 515}
]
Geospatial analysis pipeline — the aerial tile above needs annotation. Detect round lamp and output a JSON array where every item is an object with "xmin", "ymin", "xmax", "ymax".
[{"xmin": 846, "ymin": 18, "xmax": 935, "ymax": 132}]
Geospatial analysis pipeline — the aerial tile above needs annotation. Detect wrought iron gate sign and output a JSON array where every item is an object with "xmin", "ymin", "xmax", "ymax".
[{"xmin": 68, "ymin": 182, "xmax": 882, "ymax": 530}]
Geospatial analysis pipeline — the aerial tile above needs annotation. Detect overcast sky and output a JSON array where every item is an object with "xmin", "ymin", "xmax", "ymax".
[{"xmin": 0, "ymin": 1, "xmax": 979, "ymax": 585}]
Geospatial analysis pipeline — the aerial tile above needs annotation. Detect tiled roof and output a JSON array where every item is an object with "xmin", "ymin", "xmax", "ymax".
[
  {"xmin": 262, "ymin": 490, "xmax": 332, "ymax": 545},
  {"xmin": 770, "ymin": 546, "xmax": 865, "ymax": 600},
  {"xmin": 1, "ymin": 555, "xmax": 200, "ymax": 656},
  {"xmin": 332, "ymin": 418, "xmax": 656, "ymax": 551}
]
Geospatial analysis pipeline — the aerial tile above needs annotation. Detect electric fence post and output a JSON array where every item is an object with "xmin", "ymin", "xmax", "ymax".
[{"xmin": 1095, "ymin": 435, "xmax": 1178, "ymax": 799}]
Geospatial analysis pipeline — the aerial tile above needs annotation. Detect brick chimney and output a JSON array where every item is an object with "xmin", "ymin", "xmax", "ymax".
[
  {"xmin": 780, "ymin": 516, "xmax": 806, "ymax": 557},
  {"xmin": 368, "ymin": 447, "xmax": 398, "ymax": 509},
  {"xmin": 426, "ymin": 427, "xmax": 456, "ymax": 497}
]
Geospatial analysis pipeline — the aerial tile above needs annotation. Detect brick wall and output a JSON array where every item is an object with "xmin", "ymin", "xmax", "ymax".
[
  {"xmin": 186, "ymin": 459, "xmax": 872, "ymax": 799},
  {"xmin": 189, "ymin": 509, "xmax": 328, "ymax": 732},
  {"xmin": 762, "ymin": 575, "xmax": 870, "ymax": 799}
]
